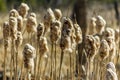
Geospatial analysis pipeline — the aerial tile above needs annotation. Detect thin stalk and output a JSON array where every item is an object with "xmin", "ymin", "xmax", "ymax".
[
  {"xmin": 15, "ymin": 47, "xmax": 18, "ymax": 80},
  {"xmin": 59, "ymin": 49, "xmax": 64, "ymax": 80},
  {"xmin": 50, "ymin": 42, "xmax": 53, "ymax": 79},
  {"xmin": 54, "ymin": 42, "xmax": 57, "ymax": 80},
  {"xmin": 69, "ymin": 53, "xmax": 72, "ymax": 79},
  {"xmin": 20, "ymin": 60, "xmax": 24, "ymax": 80},
  {"xmin": 37, "ymin": 53, "xmax": 42, "ymax": 80},
  {"xmin": 43, "ymin": 57, "xmax": 48, "ymax": 78},
  {"xmin": 3, "ymin": 46, "xmax": 7, "ymax": 80}
]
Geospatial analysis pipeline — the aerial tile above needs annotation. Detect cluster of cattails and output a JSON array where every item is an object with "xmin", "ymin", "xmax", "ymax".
[{"xmin": 2, "ymin": 2, "xmax": 120, "ymax": 80}]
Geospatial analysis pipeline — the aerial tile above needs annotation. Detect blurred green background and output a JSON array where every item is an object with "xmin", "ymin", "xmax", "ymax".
[{"xmin": 0, "ymin": 0, "xmax": 119, "ymax": 12}]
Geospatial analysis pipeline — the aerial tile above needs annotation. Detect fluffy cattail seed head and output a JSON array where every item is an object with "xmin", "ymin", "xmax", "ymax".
[
  {"xmin": 95, "ymin": 15, "xmax": 106, "ymax": 35},
  {"xmin": 106, "ymin": 62, "xmax": 116, "ymax": 72},
  {"xmin": 23, "ymin": 44, "xmax": 36, "ymax": 58},
  {"xmin": 60, "ymin": 36, "xmax": 72, "ymax": 53},
  {"xmin": 106, "ymin": 62, "xmax": 118, "ymax": 80},
  {"xmin": 15, "ymin": 31, "xmax": 23, "ymax": 48},
  {"xmin": 39, "ymin": 37, "xmax": 48, "ymax": 55},
  {"xmin": 54, "ymin": 9, "xmax": 62, "ymax": 20},
  {"xmin": 89, "ymin": 17, "xmax": 96, "ymax": 35},
  {"xmin": 9, "ymin": 9, "xmax": 19, "ymax": 18},
  {"xmin": 3, "ymin": 22, "xmax": 9, "ymax": 39},
  {"xmin": 44, "ymin": 8, "xmax": 55, "ymax": 23},
  {"xmin": 99, "ymin": 39, "xmax": 109, "ymax": 60},
  {"xmin": 3, "ymin": 22, "xmax": 10, "ymax": 47},
  {"xmin": 18, "ymin": 3, "xmax": 29, "ymax": 18},
  {"xmin": 84, "ymin": 35, "xmax": 97, "ymax": 60},
  {"xmin": 9, "ymin": 17, "xmax": 18, "ymax": 39},
  {"xmin": 37, "ymin": 23, "xmax": 44, "ymax": 41},
  {"xmin": 114, "ymin": 29, "xmax": 119, "ymax": 44},
  {"xmin": 23, "ymin": 44, "xmax": 36, "ymax": 72},
  {"xmin": 26, "ymin": 15, "xmax": 37, "ymax": 33},
  {"xmin": 74, "ymin": 23, "xmax": 82, "ymax": 44},
  {"xmin": 30, "ymin": 12, "xmax": 36, "ymax": 18},
  {"xmin": 50, "ymin": 20, "xmax": 61, "ymax": 43},
  {"xmin": 103, "ymin": 28, "xmax": 115, "ymax": 40},
  {"xmin": 17, "ymin": 15, "xmax": 23, "ymax": 31}
]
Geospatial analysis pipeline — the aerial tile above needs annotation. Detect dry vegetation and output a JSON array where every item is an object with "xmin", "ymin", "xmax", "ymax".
[{"xmin": 0, "ymin": 2, "xmax": 119, "ymax": 80}]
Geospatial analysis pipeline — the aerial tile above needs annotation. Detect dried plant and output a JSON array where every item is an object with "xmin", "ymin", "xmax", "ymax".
[
  {"xmin": 3, "ymin": 21, "xmax": 10, "ymax": 80},
  {"xmin": 89, "ymin": 17, "xmax": 96, "ymax": 35},
  {"xmin": 9, "ymin": 9, "xmax": 19, "ymax": 18},
  {"xmin": 95, "ymin": 15, "xmax": 106, "ymax": 35},
  {"xmin": 54, "ymin": 9, "xmax": 62, "ymax": 20},
  {"xmin": 23, "ymin": 44, "xmax": 36, "ymax": 80},
  {"xmin": 18, "ymin": 3, "xmax": 29, "ymax": 18}
]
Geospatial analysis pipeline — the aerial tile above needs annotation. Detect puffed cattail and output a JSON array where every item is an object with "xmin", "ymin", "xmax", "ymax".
[
  {"xmin": 39, "ymin": 37, "xmax": 48, "ymax": 55},
  {"xmin": 23, "ymin": 44, "xmax": 36, "ymax": 72},
  {"xmin": 15, "ymin": 31, "xmax": 23, "ymax": 48},
  {"xmin": 60, "ymin": 35, "xmax": 72, "ymax": 53},
  {"xmin": 106, "ymin": 62, "xmax": 116, "ymax": 72},
  {"xmin": 89, "ymin": 17, "xmax": 96, "ymax": 35},
  {"xmin": 73, "ymin": 23, "xmax": 82, "ymax": 44},
  {"xmin": 106, "ymin": 62, "xmax": 118, "ymax": 80},
  {"xmin": 44, "ymin": 8, "xmax": 55, "ymax": 23},
  {"xmin": 106, "ymin": 37, "xmax": 116, "ymax": 61},
  {"xmin": 23, "ymin": 44, "xmax": 36, "ymax": 58},
  {"xmin": 99, "ymin": 39, "xmax": 109, "ymax": 60},
  {"xmin": 43, "ymin": 8, "xmax": 55, "ymax": 33},
  {"xmin": 30, "ymin": 12, "xmax": 36, "ymax": 18},
  {"xmin": 84, "ymin": 35, "xmax": 97, "ymax": 60},
  {"xmin": 18, "ymin": 3, "xmax": 29, "ymax": 18},
  {"xmin": 17, "ymin": 15, "xmax": 23, "ymax": 31},
  {"xmin": 103, "ymin": 28, "xmax": 115, "ymax": 40},
  {"xmin": 26, "ymin": 14, "xmax": 37, "ymax": 33},
  {"xmin": 3, "ymin": 22, "xmax": 10, "ymax": 47},
  {"xmin": 106, "ymin": 68, "xmax": 118, "ymax": 80},
  {"xmin": 37, "ymin": 23, "xmax": 44, "ymax": 41},
  {"xmin": 95, "ymin": 15, "xmax": 106, "ymax": 35},
  {"xmin": 50, "ymin": 20, "xmax": 61, "ymax": 43},
  {"xmin": 9, "ymin": 9, "xmax": 19, "ymax": 18},
  {"xmin": 54, "ymin": 9, "xmax": 62, "ymax": 20},
  {"xmin": 114, "ymin": 29, "xmax": 119, "ymax": 44},
  {"xmin": 94, "ymin": 35, "xmax": 100, "ymax": 49},
  {"xmin": 9, "ymin": 17, "xmax": 17, "ymax": 39}
]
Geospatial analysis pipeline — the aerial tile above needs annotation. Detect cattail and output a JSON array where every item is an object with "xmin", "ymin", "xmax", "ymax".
[
  {"xmin": 103, "ymin": 28, "xmax": 116, "ymax": 61},
  {"xmin": 114, "ymin": 29, "xmax": 119, "ymax": 44},
  {"xmin": 95, "ymin": 15, "xmax": 106, "ymax": 35},
  {"xmin": 3, "ymin": 21, "xmax": 10, "ymax": 80},
  {"xmin": 9, "ymin": 9, "xmax": 19, "ymax": 18},
  {"xmin": 89, "ymin": 17, "xmax": 96, "ymax": 35},
  {"xmin": 43, "ymin": 8, "xmax": 55, "ymax": 34},
  {"xmin": 17, "ymin": 16, "xmax": 23, "ymax": 31},
  {"xmin": 15, "ymin": 31, "xmax": 23, "ymax": 48},
  {"xmin": 39, "ymin": 37, "xmax": 48, "ymax": 55},
  {"xmin": 99, "ymin": 39, "xmax": 109, "ymax": 60},
  {"xmin": 18, "ymin": 3, "xmax": 29, "ymax": 18},
  {"xmin": 50, "ymin": 20, "xmax": 61, "ymax": 43},
  {"xmin": 84, "ymin": 35, "xmax": 97, "ymax": 60},
  {"xmin": 73, "ymin": 23, "xmax": 82, "ymax": 44},
  {"xmin": 106, "ymin": 62, "xmax": 116, "ymax": 72},
  {"xmin": 54, "ymin": 9, "xmax": 62, "ymax": 20},
  {"xmin": 9, "ymin": 17, "xmax": 18, "ymax": 40},
  {"xmin": 106, "ymin": 62, "xmax": 118, "ymax": 80},
  {"xmin": 26, "ymin": 13, "xmax": 37, "ymax": 33},
  {"xmin": 3, "ymin": 22, "xmax": 10, "ymax": 47},
  {"xmin": 37, "ymin": 37, "xmax": 48, "ymax": 80},
  {"xmin": 106, "ymin": 68, "xmax": 118, "ymax": 80},
  {"xmin": 37, "ymin": 23, "xmax": 44, "ymax": 41},
  {"xmin": 23, "ymin": 44, "xmax": 36, "ymax": 73}
]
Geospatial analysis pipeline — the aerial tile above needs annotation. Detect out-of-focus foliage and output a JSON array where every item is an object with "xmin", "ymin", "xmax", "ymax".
[{"xmin": 0, "ymin": 0, "xmax": 119, "ymax": 12}]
